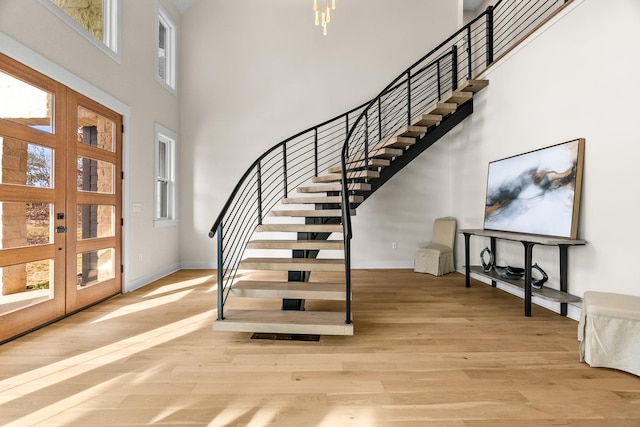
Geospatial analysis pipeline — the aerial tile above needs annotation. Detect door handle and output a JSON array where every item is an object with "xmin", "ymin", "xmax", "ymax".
[{"xmin": 56, "ymin": 226, "xmax": 67, "ymax": 233}]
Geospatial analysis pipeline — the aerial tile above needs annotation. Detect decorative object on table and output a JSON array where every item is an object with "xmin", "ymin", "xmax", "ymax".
[
  {"xmin": 506, "ymin": 265, "xmax": 524, "ymax": 276},
  {"xmin": 531, "ymin": 263, "xmax": 548, "ymax": 289},
  {"xmin": 494, "ymin": 265, "xmax": 524, "ymax": 280},
  {"xmin": 480, "ymin": 247, "xmax": 494, "ymax": 272},
  {"xmin": 414, "ymin": 217, "xmax": 457, "ymax": 276},
  {"xmin": 483, "ymin": 138, "xmax": 585, "ymax": 239}
]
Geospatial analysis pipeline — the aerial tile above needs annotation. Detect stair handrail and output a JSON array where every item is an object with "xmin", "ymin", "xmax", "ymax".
[{"xmin": 340, "ymin": 5, "xmax": 501, "ymax": 325}]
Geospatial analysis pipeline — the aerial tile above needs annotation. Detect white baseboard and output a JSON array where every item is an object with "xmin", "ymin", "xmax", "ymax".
[
  {"xmin": 180, "ymin": 261, "xmax": 217, "ymax": 270},
  {"xmin": 124, "ymin": 263, "xmax": 181, "ymax": 293}
]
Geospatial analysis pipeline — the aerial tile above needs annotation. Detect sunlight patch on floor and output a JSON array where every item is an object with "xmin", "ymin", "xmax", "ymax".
[
  {"xmin": 3, "ymin": 373, "xmax": 129, "ymax": 427},
  {"xmin": 90, "ymin": 289, "xmax": 194, "ymax": 323},
  {"xmin": 0, "ymin": 310, "xmax": 213, "ymax": 406},
  {"xmin": 144, "ymin": 275, "xmax": 215, "ymax": 298}
]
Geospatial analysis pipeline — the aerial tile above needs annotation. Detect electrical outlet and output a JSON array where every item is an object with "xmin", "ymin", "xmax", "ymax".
[{"xmin": 392, "ymin": 242, "xmax": 398, "ymax": 249}]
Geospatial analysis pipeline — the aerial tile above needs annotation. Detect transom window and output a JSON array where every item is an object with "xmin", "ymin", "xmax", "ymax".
[
  {"xmin": 39, "ymin": 0, "xmax": 120, "ymax": 61},
  {"xmin": 156, "ymin": 5, "xmax": 177, "ymax": 93}
]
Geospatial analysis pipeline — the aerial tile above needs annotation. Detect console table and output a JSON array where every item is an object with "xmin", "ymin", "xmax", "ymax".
[{"xmin": 460, "ymin": 229, "xmax": 586, "ymax": 317}]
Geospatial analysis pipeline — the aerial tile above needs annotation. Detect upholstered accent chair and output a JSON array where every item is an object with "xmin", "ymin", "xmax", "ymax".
[{"xmin": 414, "ymin": 217, "xmax": 457, "ymax": 276}]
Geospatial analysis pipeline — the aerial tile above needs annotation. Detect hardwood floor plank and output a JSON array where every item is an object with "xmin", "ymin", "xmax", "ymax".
[{"xmin": 0, "ymin": 269, "xmax": 639, "ymax": 426}]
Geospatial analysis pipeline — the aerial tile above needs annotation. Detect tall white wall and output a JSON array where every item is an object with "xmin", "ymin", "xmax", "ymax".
[
  {"xmin": 180, "ymin": 0, "xmax": 462, "ymax": 268},
  {"xmin": 451, "ymin": 0, "xmax": 640, "ymax": 308},
  {"xmin": 0, "ymin": 0, "xmax": 182, "ymax": 291}
]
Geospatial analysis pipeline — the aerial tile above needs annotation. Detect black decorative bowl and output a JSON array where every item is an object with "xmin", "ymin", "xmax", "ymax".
[
  {"xmin": 495, "ymin": 266, "xmax": 524, "ymax": 280},
  {"xmin": 506, "ymin": 266, "xmax": 525, "ymax": 275}
]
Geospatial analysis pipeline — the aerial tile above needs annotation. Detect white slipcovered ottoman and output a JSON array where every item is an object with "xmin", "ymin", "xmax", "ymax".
[{"xmin": 578, "ymin": 291, "xmax": 640, "ymax": 376}]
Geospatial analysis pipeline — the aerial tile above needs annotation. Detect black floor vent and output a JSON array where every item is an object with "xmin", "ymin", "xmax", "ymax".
[{"xmin": 251, "ymin": 333, "xmax": 320, "ymax": 342}]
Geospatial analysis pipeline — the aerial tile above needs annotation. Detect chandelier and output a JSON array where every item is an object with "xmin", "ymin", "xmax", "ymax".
[{"xmin": 314, "ymin": 0, "xmax": 336, "ymax": 36}]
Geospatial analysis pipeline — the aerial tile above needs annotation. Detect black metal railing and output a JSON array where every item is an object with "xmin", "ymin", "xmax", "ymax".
[{"xmin": 210, "ymin": 0, "xmax": 573, "ymax": 324}]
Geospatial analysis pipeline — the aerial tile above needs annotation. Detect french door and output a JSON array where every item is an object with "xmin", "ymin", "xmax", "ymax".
[{"xmin": 0, "ymin": 54, "xmax": 122, "ymax": 343}]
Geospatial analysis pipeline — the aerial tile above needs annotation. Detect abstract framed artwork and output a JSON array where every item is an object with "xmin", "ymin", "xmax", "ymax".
[{"xmin": 483, "ymin": 138, "xmax": 585, "ymax": 239}]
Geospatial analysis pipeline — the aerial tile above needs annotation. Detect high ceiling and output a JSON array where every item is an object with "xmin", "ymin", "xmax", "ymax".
[{"xmin": 172, "ymin": 0, "xmax": 488, "ymax": 14}]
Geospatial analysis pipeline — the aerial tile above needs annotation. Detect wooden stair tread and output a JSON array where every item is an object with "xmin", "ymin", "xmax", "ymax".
[
  {"xmin": 312, "ymin": 170, "xmax": 380, "ymax": 183},
  {"xmin": 297, "ymin": 182, "xmax": 371, "ymax": 193},
  {"xmin": 458, "ymin": 79, "xmax": 489, "ymax": 93},
  {"xmin": 247, "ymin": 240, "xmax": 344, "ymax": 250},
  {"xmin": 397, "ymin": 125, "xmax": 428, "ymax": 138},
  {"xmin": 413, "ymin": 113, "xmax": 442, "ymax": 127},
  {"xmin": 282, "ymin": 195, "xmax": 364, "ymax": 204},
  {"xmin": 214, "ymin": 310, "xmax": 354, "ymax": 335},
  {"xmin": 255, "ymin": 224, "xmax": 342, "ymax": 233},
  {"xmin": 428, "ymin": 102, "xmax": 457, "ymax": 116},
  {"xmin": 239, "ymin": 257, "xmax": 345, "ymax": 272},
  {"xmin": 231, "ymin": 281, "xmax": 347, "ymax": 300},
  {"xmin": 345, "ymin": 148, "xmax": 403, "ymax": 165},
  {"xmin": 269, "ymin": 209, "xmax": 355, "ymax": 218},
  {"xmin": 442, "ymin": 90, "xmax": 473, "ymax": 105},
  {"xmin": 374, "ymin": 135, "xmax": 416, "ymax": 149},
  {"xmin": 328, "ymin": 158, "xmax": 390, "ymax": 173}
]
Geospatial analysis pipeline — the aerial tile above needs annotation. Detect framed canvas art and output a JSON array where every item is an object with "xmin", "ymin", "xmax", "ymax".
[{"xmin": 483, "ymin": 138, "xmax": 585, "ymax": 239}]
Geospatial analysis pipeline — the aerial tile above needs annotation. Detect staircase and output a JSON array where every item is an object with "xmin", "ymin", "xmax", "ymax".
[
  {"xmin": 213, "ymin": 80, "xmax": 488, "ymax": 336},
  {"xmin": 209, "ymin": 0, "xmax": 574, "ymax": 337}
]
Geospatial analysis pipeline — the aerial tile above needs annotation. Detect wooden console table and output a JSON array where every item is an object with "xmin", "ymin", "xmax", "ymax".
[{"xmin": 460, "ymin": 229, "xmax": 586, "ymax": 317}]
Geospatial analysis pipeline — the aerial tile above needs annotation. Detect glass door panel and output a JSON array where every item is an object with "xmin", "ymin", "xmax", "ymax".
[
  {"xmin": 0, "ymin": 53, "xmax": 66, "ymax": 343},
  {"xmin": 0, "ymin": 70, "xmax": 54, "ymax": 134},
  {"xmin": 65, "ymin": 91, "xmax": 121, "ymax": 313}
]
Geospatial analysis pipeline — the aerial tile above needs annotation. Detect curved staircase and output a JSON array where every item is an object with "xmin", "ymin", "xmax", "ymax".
[
  {"xmin": 209, "ymin": 0, "xmax": 574, "ymax": 337},
  {"xmin": 213, "ymin": 80, "xmax": 488, "ymax": 336}
]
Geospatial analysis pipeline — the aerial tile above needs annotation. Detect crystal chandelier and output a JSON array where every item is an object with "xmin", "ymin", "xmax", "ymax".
[{"xmin": 314, "ymin": 0, "xmax": 336, "ymax": 36}]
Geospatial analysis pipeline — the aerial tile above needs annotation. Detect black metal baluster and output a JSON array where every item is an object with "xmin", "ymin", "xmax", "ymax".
[
  {"xmin": 217, "ymin": 223, "xmax": 224, "ymax": 320},
  {"xmin": 344, "ymin": 237, "xmax": 352, "ymax": 325},
  {"xmin": 486, "ymin": 5, "xmax": 494, "ymax": 66},
  {"xmin": 257, "ymin": 162, "xmax": 263, "ymax": 225},
  {"xmin": 282, "ymin": 144, "xmax": 288, "ymax": 198},
  {"xmin": 345, "ymin": 114, "xmax": 349, "ymax": 188},
  {"xmin": 451, "ymin": 45, "xmax": 458, "ymax": 91},
  {"xmin": 406, "ymin": 70, "xmax": 412, "ymax": 126},
  {"xmin": 436, "ymin": 59, "xmax": 442, "ymax": 99},
  {"xmin": 314, "ymin": 128, "xmax": 319, "ymax": 177},
  {"xmin": 364, "ymin": 111, "xmax": 369, "ymax": 168},
  {"xmin": 378, "ymin": 97, "xmax": 382, "ymax": 141},
  {"xmin": 467, "ymin": 25, "xmax": 472, "ymax": 80}
]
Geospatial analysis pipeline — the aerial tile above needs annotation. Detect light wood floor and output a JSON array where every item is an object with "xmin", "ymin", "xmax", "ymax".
[{"xmin": 1, "ymin": 269, "xmax": 639, "ymax": 426}]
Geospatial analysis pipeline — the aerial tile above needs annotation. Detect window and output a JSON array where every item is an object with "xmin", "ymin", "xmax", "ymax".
[
  {"xmin": 156, "ymin": 4, "xmax": 177, "ymax": 92},
  {"xmin": 154, "ymin": 123, "xmax": 176, "ymax": 226},
  {"xmin": 39, "ymin": 0, "xmax": 120, "ymax": 61}
]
